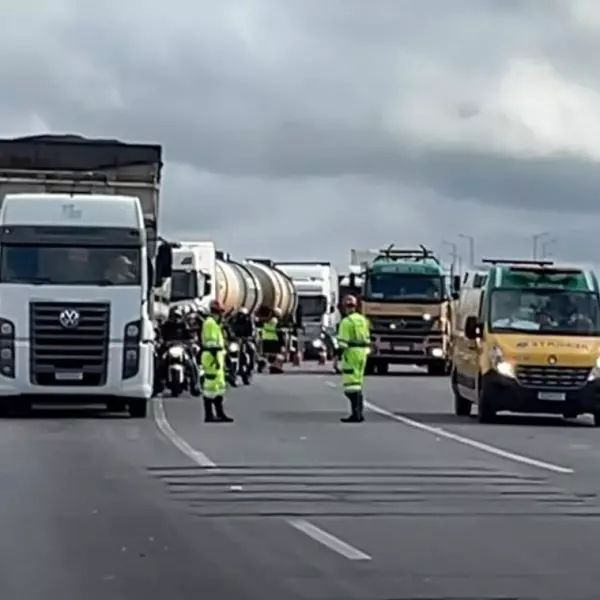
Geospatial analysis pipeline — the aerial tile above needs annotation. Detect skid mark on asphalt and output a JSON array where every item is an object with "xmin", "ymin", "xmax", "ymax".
[
  {"xmin": 323, "ymin": 380, "xmax": 574, "ymax": 474},
  {"xmin": 152, "ymin": 396, "xmax": 370, "ymax": 561}
]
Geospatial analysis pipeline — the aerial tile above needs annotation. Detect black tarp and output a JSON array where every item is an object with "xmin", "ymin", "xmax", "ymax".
[{"xmin": 0, "ymin": 134, "xmax": 162, "ymax": 178}]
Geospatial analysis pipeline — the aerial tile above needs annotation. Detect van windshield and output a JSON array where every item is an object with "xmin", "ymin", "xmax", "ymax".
[
  {"xmin": 489, "ymin": 289, "xmax": 600, "ymax": 336},
  {"xmin": 0, "ymin": 245, "xmax": 141, "ymax": 286}
]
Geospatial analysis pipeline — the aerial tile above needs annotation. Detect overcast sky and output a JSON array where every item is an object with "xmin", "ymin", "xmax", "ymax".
[{"xmin": 2, "ymin": 0, "xmax": 600, "ymax": 271}]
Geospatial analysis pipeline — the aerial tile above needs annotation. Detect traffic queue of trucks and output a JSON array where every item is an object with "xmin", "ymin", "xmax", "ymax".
[{"xmin": 1, "ymin": 133, "xmax": 599, "ymax": 427}]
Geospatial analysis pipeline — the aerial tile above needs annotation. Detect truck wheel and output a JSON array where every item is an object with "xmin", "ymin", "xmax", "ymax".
[
  {"xmin": 376, "ymin": 361, "xmax": 389, "ymax": 375},
  {"xmin": 427, "ymin": 361, "xmax": 448, "ymax": 376},
  {"xmin": 128, "ymin": 399, "xmax": 148, "ymax": 418},
  {"xmin": 107, "ymin": 400, "xmax": 126, "ymax": 412}
]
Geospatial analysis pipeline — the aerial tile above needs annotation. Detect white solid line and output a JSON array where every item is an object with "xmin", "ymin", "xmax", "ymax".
[
  {"xmin": 323, "ymin": 381, "xmax": 573, "ymax": 474},
  {"xmin": 287, "ymin": 518, "xmax": 371, "ymax": 561},
  {"xmin": 152, "ymin": 396, "xmax": 218, "ymax": 469}
]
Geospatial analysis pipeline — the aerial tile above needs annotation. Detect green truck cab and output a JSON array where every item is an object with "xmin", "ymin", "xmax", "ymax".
[{"xmin": 352, "ymin": 245, "xmax": 460, "ymax": 376}]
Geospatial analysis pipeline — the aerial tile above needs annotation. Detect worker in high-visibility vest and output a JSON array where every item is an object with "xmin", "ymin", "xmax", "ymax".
[
  {"xmin": 258, "ymin": 307, "xmax": 284, "ymax": 372},
  {"xmin": 336, "ymin": 294, "xmax": 370, "ymax": 422},
  {"xmin": 201, "ymin": 300, "xmax": 233, "ymax": 422}
]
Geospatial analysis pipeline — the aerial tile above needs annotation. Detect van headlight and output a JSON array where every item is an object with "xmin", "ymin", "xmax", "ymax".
[
  {"xmin": 588, "ymin": 357, "xmax": 600, "ymax": 381},
  {"xmin": 490, "ymin": 345, "xmax": 515, "ymax": 379}
]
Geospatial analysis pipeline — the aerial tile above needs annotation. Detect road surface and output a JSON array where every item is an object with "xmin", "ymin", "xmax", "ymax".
[{"xmin": 3, "ymin": 366, "xmax": 600, "ymax": 599}]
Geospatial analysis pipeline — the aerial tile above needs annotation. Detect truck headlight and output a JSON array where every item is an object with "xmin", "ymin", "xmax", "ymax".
[
  {"xmin": 490, "ymin": 345, "xmax": 515, "ymax": 379},
  {"xmin": 423, "ymin": 313, "xmax": 432, "ymax": 321},
  {"xmin": 0, "ymin": 318, "xmax": 15, "ymax": 379},
  {"xmin": 122, "ymin": 320, "xmax": 141, "ymax": 380}
]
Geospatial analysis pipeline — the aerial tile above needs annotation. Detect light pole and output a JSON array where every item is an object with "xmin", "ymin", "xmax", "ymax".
[
  {"xmin": 532, "ymin": 232, "xmax": 550, "ymax": 259},
  {"xmin": 458, "ymin": 233, "xmax": 475, "ymax": 267},
  {"xmin": 541, "ymin": 238, "xmax": 556, "ymax": 258},
  {"xmin": 442, "ymin": 240, "xmax": 461, "ymax": 276}
]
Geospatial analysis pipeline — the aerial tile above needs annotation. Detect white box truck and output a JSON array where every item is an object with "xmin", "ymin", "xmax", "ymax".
[{"xmin": 0, "ymin": 134, "xmax": 173, "ymax": 417}]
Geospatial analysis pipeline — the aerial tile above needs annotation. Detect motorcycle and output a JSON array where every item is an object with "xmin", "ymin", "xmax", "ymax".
[
  {"xmin": 226, "ymin": 340, "xmax": 240, "ymax": 387},
  {"xmin": 165, "ymin": 343, "xmax": 188, "ymax": 397},
  {"xmin": 238, "ymin": 338, "xmax": 255, "ymax": 385}
]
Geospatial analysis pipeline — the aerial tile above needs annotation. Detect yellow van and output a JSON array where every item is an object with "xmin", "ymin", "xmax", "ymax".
[{"xmin": 451, "ymin": 259, "xmax": 600, "ymax": 424}]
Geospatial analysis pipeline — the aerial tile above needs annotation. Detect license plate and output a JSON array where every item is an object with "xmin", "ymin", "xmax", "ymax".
[
  {"xmin": 393, "ymin": 345, "xmax": 411, "ymax": 352},
  {"xmin": 537, "ymin": 391, "xmax": 565, "ymax": 401},
  {"xmin": 55, "ymin": 372, "xmax": 83, "ymax": 381}
]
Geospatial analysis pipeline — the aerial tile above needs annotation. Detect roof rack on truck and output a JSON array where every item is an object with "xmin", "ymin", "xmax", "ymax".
[{"xmin": 372, "ymin": 244, "xmax": 441, "ymax": 266}]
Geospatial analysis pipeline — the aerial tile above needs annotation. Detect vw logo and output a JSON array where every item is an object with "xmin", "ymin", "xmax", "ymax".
[
  {"xmin": 548, "ymin": 355, "xmax": 557, "ymax": 365},
  {"xmin": 59, "ymin": 309, "xmax": 80, "ymax": 329}
]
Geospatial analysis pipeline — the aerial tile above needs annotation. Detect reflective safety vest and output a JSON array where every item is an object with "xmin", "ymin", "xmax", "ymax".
[
  {"xmin": 202, "ymin": 316, "xmax": 224, "ymax": 350},
  {"xmin": 260, "ymin": 317, "xmax": 279, "ymax": 341},
  {"xmin": 337, "ymin": 312, "xmax": 370, "ymax": 350}
]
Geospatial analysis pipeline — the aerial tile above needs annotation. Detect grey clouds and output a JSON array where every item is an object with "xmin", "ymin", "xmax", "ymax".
[{"xmin": 2, "ymin": 0, "xmax": 600, "ymax": 268}]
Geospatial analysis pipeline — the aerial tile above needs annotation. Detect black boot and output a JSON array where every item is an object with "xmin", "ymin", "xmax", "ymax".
[
  {"xmin": 214, "ymin": 396, "xmax": 234, "ymax": 423},
  {"xmin": 341, "ymin": 392, "xmax": 361, "ymax": 423},
  {"xmin": 203, "ymin": 398, "xmax": 216, "ymax": 422},
  {"xmin": 356, "ymin": 391, "xmax": 365, "ymax": 422}
]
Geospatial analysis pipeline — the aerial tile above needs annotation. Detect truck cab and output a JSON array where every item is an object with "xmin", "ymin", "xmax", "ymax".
[
  {"xmin": 276, "ymin": 262, "xmax": 339, "ymax": 360},
  {"xmin": 171, "ymin": 242, "xmax": 215, "ymax": 311},
  {"xmin": 355, "ymin": 245, "xmax": 459, "ymax": 376},
  {"xmin": 0, "ymin": 133, "xmax": 172, "ymax": 417}
]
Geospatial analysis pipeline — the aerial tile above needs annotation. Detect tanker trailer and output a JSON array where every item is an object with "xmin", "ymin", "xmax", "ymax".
[
  {"xmin": 215, "ymin": 258, "xmax": 263, "ymax": 316},
  {"xmin": 244, "ymin": 258, "xmax": 298, "ymax": 320}
]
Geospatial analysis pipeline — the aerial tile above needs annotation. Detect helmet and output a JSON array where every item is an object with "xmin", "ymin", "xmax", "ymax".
[
  {"xmin": 343, "ymin": 294, "xmax": 358, "ymax": 308},
  {"xmin": 273, "ymin": 308, "xmax": 282, "ymax": 318},
  {"xmin": 209, "ymin": 299, "xmax": 225, "ymax": 314}
]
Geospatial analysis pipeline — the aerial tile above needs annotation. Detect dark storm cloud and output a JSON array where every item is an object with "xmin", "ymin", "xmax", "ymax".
[{"xmin": 1, "ymin": 0, "xmax": 600, "ymax": 265}]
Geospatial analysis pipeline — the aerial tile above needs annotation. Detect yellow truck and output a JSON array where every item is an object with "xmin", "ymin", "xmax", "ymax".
[
  {"xmin": 349, "ymin": 245, "xmax": 460, "ymax": 376},
  {"xmin": 452, "ymin": 258, "xmax": 600, "ymax": 424}
]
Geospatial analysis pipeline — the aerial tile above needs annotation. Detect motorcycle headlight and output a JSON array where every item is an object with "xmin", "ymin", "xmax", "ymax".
[
  {"xmin": 312, "ymin": 339, "xmax": 323, "ymax": 348},
  {"xmin": 169, "ymin": 347, "xmax": 184, "ymax": 359},
  {"xmin": 489, "ymin": 345, "xmax": 515, "ymax": 379},
  {"xmin": 229, "ymin": 342, "xmax": 239, "ymax": 352}
]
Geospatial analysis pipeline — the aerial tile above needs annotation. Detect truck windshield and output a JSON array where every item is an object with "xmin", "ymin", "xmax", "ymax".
[
  {"xmin": 298, "ymin": 295, "xmax": 326, "ymax": 318},
  {"xmin": 364, "ymin": 273, "xmax": 443, "ymax": 302},
  {"xmin": 171, "ymin": 270, "xmax": 199, "ymax": 301},
  {"xmin": 489, "ymin": 289, "xmax": 600, "ymax": 336},
  {"xmin": 0, "ymin": 245, "xmax": 141, "ymax": 286}
]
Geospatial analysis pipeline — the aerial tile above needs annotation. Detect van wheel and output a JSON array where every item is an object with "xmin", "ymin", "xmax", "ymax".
[
  {"xmin": 477, "ymin": 389, "xmax": 496, "ymax": 423},
  {"xmin": 451, "ymin": 370, "xmax": 471, "ymax": 416},
  {"xmin": 128, "ymin": 399, "xmax": 148, "ymax": 419}
]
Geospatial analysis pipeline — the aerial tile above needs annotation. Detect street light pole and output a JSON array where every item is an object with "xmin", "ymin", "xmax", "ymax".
[
  {"xmin": 442, "ymin": 240, "xmax": 460, "ymax": 276},
  {"xmin": 458, "ymin": 234, "xmax": 475, "ymax": 267},
  {"xmin": 532, "ymin": 232, "xmax": 550, "ymax": 259},
  {"xmin": 541, "ymin": 238, "xmax": 556, "ymax": 258}
]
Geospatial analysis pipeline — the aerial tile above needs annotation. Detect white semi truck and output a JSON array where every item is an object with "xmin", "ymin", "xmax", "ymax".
[
  {"xmin": 0, "ymin": 134, "xmax": 173, "ymax": 417},
  {"xmin": 276, "ymin": 261, "xmax": 339, "ymax": 360},
  {"xmin": 171, "ymin": 241, "xmax": 216, "ymax": 311}
]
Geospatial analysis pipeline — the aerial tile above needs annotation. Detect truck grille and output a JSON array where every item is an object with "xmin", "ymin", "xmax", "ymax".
[
  {"xmin": 515, "ymin": 365, "xmax": 591, "ymax": 391},
  {"xmin": 369, "ymin": 315, "xmax": 435, "ymax": 335},
  {"xmin": 30, "ymin": 302, "xmax": 110, "ymax": 386}
]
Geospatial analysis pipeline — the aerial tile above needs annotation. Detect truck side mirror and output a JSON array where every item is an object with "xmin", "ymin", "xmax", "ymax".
[
  {"xmin": 464, "ymin": 316, "xmax": 481, "ymax": 340},
  {"xmin": 204, "ymin": 274, "xmax": 212, "ymax": 296},
  {"xmin": 329, "ymin": 305, "xmax": 335, "ymax": 314},
  {"xmin": 155, "ymin": 244, "xmax": 172, "ymax": 283},
  {"xmin": 453, "ymin": 275, "xmax": 461, "ymax": 292}
]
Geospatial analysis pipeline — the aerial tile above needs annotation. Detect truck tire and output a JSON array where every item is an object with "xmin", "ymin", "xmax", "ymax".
[{"xmin": 128, "ymin": 399, "xmax": 148, "ymax": 418}]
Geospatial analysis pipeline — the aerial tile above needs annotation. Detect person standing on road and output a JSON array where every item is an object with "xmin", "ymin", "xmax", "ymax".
[
  {"xmin": 201, "ymin": 300, "xmax": 234, "ymax": 423},
  {"xmin": 337, "ymin": 294, "xmax": 370, "ymax": 423}
]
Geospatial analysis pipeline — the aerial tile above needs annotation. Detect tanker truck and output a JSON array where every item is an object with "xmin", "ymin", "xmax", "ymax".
[{"xmin": 215, "ymin": 256, "xmax": 300, "ymax": 365}]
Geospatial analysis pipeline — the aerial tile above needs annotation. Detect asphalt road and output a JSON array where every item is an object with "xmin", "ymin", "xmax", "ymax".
[{"xmin": 4, "ymin": 365, "xmax": 600, "ymax": 599}]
